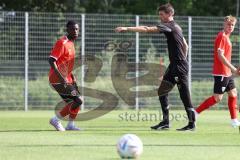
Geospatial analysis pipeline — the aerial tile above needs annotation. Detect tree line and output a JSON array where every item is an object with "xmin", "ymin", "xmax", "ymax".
[{"xmin": 0, "ymin": 0, "xmax": 238, "ymax": 16}]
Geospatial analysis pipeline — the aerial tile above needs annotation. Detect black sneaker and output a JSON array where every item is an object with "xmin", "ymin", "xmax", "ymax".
[
  {"xmin": 176, "ymin": 122, "xmax": 196, "ymax": 131},
  {"xmin": 151, "ymin": 121, "xmax": 170, "ymax": 130}
]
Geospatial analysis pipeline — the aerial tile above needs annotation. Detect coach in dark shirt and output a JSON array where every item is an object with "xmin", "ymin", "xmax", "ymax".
[{"xmin": 115, "ymin": 3, "xmax": 195, "ymax": 131}]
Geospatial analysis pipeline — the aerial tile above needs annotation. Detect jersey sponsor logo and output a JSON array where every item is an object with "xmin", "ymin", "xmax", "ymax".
[
  {"xmin": 221, "ymin": 87, "xmax": 226, "ymax": 92},
  {"xmin": 174, "ymin": 76, "xmax": 179, "ymax": 83},
  {"xmin": 71, "ymin": 90, "xmax": 77, "ymax": 96}
]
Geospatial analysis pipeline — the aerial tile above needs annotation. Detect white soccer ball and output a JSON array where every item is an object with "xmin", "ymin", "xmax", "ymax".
[{"xmin": 117, "ymin": 134, "xmax": 143, "ymax": 159}]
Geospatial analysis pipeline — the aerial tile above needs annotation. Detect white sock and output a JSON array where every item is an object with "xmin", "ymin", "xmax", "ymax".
[
  {"xmin": 231, "ymin": 119, "xmax": 239, "ymax": 123},
  {"xmin": 67, "ymin": 120, "xmax": 74, "ymax": 127},
  {"xmin": 52, "ymin": 116, "xmax": 60, "ymax": 121},
  {"xmin": 193, "ymin": 109, "xmax": 199, "ymax": 117}
]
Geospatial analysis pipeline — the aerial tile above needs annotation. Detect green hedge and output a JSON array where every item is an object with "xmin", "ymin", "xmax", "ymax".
[{"xmin": 1, "ymin": 76, "xmax": 239, "ymax": 110}]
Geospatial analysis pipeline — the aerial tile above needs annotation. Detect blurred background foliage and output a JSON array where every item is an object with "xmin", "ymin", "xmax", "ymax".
[{"xmin": 0, "ymin": 0, "xmax": 238, "ymax": 16}]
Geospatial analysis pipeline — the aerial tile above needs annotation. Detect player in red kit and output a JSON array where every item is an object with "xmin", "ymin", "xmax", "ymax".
[
  {"xmin": 49, "ymin": 21, "xmax": 82, "ymax": 131},
  {"xmin": 195, "ymin": 16, "xmax": 240, "ymax": 128}
]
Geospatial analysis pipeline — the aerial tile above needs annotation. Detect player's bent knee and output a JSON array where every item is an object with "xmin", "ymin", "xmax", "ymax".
[
  {"xmin": 229, "ymin": 93, "xmax": 237, "ymax": 97},
  {"xmin": 228, "ymin": 89, "xmax": 237, "ymax": 97},
  {"xmin": 213, "ymin": 95, "xmax": 222, "ymax": 103},
  {"xmin": 65, "ymin": 98, "xmax": 73, "ymax": 103},
  {"xmin": 73, "ymin": 96, "xmax": 83, "ymax": 106}
]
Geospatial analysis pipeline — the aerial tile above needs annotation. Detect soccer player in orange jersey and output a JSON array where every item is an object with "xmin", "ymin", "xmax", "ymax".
[
  {"xmin": 195, "ymin": 15, "xmax": 240, "ymax": 128},
  {"xmin": 49, "ymin": 21, "xmax": 82, "ymax": 131}
]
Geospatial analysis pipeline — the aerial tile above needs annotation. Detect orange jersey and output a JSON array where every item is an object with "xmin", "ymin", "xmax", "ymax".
[
  {"xmin": 212, "ymin": 31, "xmax": 232, "ymax": 77},
  {"xmin": 49, "ymin": 36, "xmax": 75, "ymax": 84}
]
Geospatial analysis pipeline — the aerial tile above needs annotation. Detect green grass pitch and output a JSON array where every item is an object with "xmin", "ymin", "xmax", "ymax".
[{"xmin": 0, "ymin": 110, "xmax": 239, "ymax": 160}]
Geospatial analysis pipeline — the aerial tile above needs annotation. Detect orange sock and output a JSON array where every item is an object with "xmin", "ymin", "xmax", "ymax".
[
  {"xmin": 59, "ymin": 102, "xmax": 73, "ymax": 117},
  {"xmin": 196, "ymin": 96, "xmax": 217, "ymax": 113},
  {"xmin": 69, "ymin": 106, "xmax": 80, "ymax": 119},
  {"xmin": 228, "ymin": 96, "xmax": 237, "ymax": 119}
]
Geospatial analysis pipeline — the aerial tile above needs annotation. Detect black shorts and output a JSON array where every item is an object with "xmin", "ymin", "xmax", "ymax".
[
  {"xmin": 51, "ymin": 83, "xmax": 81, "ymax": 102},
  {"xmin": 213, "ymin": 76, "xmax": 235, "ymax": 94},
  {"xmin": 163, "ymin": 61, "xmax": 189, "ymax": 85}
]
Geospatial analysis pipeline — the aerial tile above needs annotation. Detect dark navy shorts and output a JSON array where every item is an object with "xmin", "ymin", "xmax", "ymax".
[{"xmin": 213, "ymin": 76, "xmax": 235, "ymax": 94}]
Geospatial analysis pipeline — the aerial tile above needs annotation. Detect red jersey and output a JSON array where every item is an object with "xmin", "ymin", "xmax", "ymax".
[
  {"xmin": 212, "ymin": 31, "xmax": 232, "ymax": 77},
  {"xmin": 49, "ymin": 36, "xmax": 75, "ymax": 84}
]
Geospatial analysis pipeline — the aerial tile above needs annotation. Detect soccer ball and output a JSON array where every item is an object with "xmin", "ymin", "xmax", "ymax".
[{"xmin": 116, "ymin": 134, "xmax": 143, "ymax": 159}]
